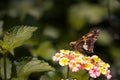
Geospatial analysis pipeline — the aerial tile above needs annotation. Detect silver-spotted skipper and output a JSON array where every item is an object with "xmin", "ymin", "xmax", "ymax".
[{"xmin": 70, "ymin": 29, "xmax": 100, "ymax": 54}]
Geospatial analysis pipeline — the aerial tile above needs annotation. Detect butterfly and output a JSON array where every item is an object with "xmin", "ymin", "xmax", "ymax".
[{"xmin": 70, "ymin": 29, "xmax": 100, "ymax": 54}]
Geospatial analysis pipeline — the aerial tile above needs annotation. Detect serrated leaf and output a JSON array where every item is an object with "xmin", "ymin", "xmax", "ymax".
[
  {"xmin": 3, "ymin": 26, "xmax": 37, "ymax": 55},
  {"xmin": 14, "ymin": 58, "xmax": 54, "ymax": 80},
  {"xmin": 0, "ymin": 58, "xmax": 12, "ymax": 80}
]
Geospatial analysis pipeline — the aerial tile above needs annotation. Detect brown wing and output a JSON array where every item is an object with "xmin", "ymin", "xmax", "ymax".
[{"xmin": 70, "ymin": 29, "xmax": 100, "ymax": 54}]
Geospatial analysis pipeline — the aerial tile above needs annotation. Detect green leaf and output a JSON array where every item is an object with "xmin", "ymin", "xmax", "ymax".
[
  {"xmin": 43, "ymin": 26, "xmax": 60, "ymax": 39},
  {"xmin": 3, "ymin": 26, "xmax": 38, "ymax": 55},
  {"xmin": 68, "ymin": 3, "xmax": 107, "ymax": 30},
  {"xmin": 30, "ymin": 41, "xmax": 56, "ymax": 60},
  {"xmin": 0, "ymin": 58, "xmax": 12, "ymax": 80},
  {"xmin": 13, "ymin": 58, "xmax": 54, "ymax": 80},
  {"xmin": 0, "ymin": 40, "xmax": 6, "ymax": 54},
  {"xmin": 70, "ymin": 70, "xmax": 89, "ymax": 80},
  {"xmin": 40, "ymin": 71, "xmax": 63, "ymax": 80},
  {"xmin": 97, "ymin": 29, "xmax": 112, "ymax": 46}
]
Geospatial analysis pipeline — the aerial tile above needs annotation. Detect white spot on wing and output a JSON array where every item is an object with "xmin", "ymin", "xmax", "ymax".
[{"xmin": 83, "ymin": 41, "xmax": 88, "ymax": 50}]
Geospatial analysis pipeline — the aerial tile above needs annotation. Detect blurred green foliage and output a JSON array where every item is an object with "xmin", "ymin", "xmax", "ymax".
[{"xmin": 0, "ymin": 0, "xmax": 120, "ymax": 80}]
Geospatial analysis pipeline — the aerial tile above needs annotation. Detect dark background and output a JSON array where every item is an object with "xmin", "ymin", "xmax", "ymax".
[{"xmin": 0, "ymin": 0, "xmax": 120, "ymax": 80}]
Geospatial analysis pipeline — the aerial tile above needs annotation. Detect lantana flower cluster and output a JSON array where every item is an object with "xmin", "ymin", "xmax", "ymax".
[{"xmin": 52, "ymin": 50, "xmax": 112, "ymax": 80}]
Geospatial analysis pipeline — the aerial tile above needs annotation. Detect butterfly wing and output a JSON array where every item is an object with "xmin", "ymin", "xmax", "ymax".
[
  {"xmin": 70, "ymin": 29, "xmax": 100, "ymax": 54},
  {"xmin": 74, "ymin": 38, "xmax": 87, "ymax": 54}
]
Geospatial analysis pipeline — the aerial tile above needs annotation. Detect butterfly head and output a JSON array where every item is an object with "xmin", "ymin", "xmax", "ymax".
[{"xmin": 69, "ymin": 41, "xmax": 76, "ymax": 48}]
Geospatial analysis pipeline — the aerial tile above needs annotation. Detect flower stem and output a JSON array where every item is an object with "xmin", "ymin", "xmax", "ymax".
[
  {"xmin": 88, "ymin": 76, "xmax": 91, "ymax": 80},
  {"xmin": 66, "ymin": 66, "xmax": 70, "ymax": 79},
  {"xmin": 3, "ymin": 53, "xmax": 7, "ymax": 80}
]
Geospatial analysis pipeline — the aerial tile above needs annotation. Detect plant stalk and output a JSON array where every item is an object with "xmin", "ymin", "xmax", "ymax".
[
  {"xmin": 3, "ymin": 53, "xmax": 7, "ymax": 80},
  {"xmin": 66, "ymin": 66, "xmax": 70, "ymax": 79},
  {"xmin": 88, "ymin": 76, "xmax": 91, "ymax": 80}
]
